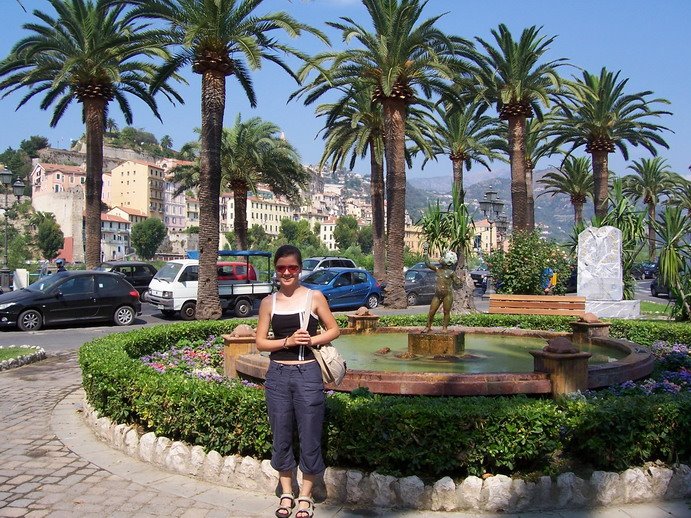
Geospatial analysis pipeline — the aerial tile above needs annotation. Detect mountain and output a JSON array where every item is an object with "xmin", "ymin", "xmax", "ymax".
[{"xmin": 406, "ymin": 167, "xmax": 594, "ymax": 241}]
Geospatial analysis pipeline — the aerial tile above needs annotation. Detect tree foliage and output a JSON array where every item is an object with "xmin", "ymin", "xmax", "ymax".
[
  {"xmin": 131, "ymin": 218, "xmax": 167, "ymax": 260},
  {"xmin": 334, "ymin": 216, "xmax": 359, "ymax": 251},
  {"xmin": 36, "ymin": 219, "xmax": 64, "ymax": 260}
]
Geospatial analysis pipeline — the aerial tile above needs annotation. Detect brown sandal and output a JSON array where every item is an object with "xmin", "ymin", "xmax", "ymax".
[
  {"xmin": 295, "ymin": 496, "xmax": 314, "ymax": 518},
  {"xmin": 275, "ymin": 493, "xmax": 295, "ymax": 518}
]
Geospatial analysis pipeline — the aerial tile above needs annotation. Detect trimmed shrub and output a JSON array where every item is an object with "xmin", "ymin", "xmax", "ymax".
[{"xmin": 79, "ymin": 317, "xmax": 691, "ymax": 479}]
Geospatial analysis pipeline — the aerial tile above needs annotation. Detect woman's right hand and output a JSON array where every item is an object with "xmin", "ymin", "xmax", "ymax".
[{"xmin": 290, "ymin": 329, "xmax": 312, "ymax": 346}]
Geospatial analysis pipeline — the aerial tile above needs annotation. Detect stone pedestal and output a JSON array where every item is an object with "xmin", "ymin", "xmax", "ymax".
[
  {"xmin": 530, "ymin": 350, "xmax": 592, "ymax": 396},
  {"xmin": 347, "ymin": 314, "xmax": 380, "ymax": 332},
  {"xmin": 223, "ymin": 335, "xmax": 257, "ymax": 378},
  {"xmin": 408, "ymin": 331, "xmax": 465, "ymax": 356},
  {"xmin": 585, "ymin": 300, "xmax": 640, "ymax": 319},
  {"xmin": 570, "ymin": 321, "xmax": 611, "ymax": 344}
]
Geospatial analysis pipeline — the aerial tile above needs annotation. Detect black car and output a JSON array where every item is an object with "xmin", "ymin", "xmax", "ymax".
[
  {"xmin": 650, "ymin": 276, "xmax": 670, "ymax": 297},
  {"xmin": 405, "ymin": 268, "xmax": 437, "ymax": 305},
  {"xmin": 469, "ymin": 264, "xmax": 489, "ymax": 287},
  {"xmin": 0, "ymin": 271, "xmax": 141, "ymax": 331},
  {"xmin": 96, "ymin": 261, "xmax": 157, "ymax": 294},
  {"xmin": 640, "ymin": 261, "xmax": 658, "ymax": 279}
]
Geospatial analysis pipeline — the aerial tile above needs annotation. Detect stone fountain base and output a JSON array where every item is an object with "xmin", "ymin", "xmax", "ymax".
[{"xmin": 408, "ymin": 330, "xmax": 465, "ymax": 356}]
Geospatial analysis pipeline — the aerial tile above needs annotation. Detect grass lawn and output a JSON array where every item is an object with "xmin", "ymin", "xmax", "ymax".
[
  {"xmin": 0, "ymin": 347, "xmax": 34, "ymax": 362},
  {"xmin": 640, "ymin": 300, "xmax": 672, "ymax": 318}
]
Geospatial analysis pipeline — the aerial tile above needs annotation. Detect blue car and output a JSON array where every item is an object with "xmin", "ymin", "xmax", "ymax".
[{"xmin": 301, "ymin": 268, "xmax": 383, "ymax": 309}]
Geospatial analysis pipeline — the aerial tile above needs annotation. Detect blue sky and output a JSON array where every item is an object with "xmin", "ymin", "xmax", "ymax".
[{"xmin": 0, "ymin": 0, "xmax": 689, "ymax": 180}]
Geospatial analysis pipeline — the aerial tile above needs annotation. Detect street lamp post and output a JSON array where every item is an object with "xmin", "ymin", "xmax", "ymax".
[
  {"xmin": 0, "ymin": 167, "xmax": 25, "ymax": 290},
  {"xmin": 479, "ymin": 186, "xmax": 506, "ymax": 297}
]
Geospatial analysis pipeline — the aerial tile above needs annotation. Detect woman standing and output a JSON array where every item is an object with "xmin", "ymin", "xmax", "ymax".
[{"xmin": 256, "ymin": 245, "xmax": 340, "ymax": 518}]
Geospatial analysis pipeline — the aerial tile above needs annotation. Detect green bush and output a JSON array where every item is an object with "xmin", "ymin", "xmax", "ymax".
[
  {"xmin": 608, "ymin": 320, "xmax": 691, "ymax": 346},
  {"xmin": 79, "ymin": 317, "xmax": 691, "ymax": 479},
  {"xmin": 486, "ymin": 231, "xmax": 571, "ymax": 295}
]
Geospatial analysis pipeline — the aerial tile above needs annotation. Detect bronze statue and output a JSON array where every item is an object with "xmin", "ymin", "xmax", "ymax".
[{"xmin": 423, "ymin": 250, "xmax": 462, "ymax": 332}]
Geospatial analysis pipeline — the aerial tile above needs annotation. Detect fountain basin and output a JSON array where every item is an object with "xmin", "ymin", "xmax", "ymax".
[{"xmin": 233, "ymin": 326, "xmax": 654, "ymax": 396}]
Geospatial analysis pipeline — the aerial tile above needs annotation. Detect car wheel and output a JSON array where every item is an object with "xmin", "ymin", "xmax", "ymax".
[
  {"xmin": 234, "ymin": 298, "xmax": 252, "ymax": 318},
  {"xmin": 161, "ymin": 309, "xmax": 176, "ymax": 318},
  {"xmin": 366, "ymin": 294, "xmax": 380, "ymax": 309},
  {"xmin": 18, "ymin": 309, "xmax": 42, "ymax": 332},
  {"xmin": 180, "ymin": 301, "xmax": 196, "ymax": 321},
  {"xmin": 406, "ymin": 292, "xmax": 419, "ymax": 306},
  {"xmin": 113, "ymin": 305, "xmax": 135, "ymax": 326},
  {"xmin": 651, "ymin": 286, "xmax": 658, "ymax": 297}
]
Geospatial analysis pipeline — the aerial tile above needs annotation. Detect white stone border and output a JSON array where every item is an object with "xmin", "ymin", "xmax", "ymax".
[
  {"xmin": 82, "ymin": 398, "xmax": 690, "ymax": 512},
  {"xmin": 0, "ymin": 345, "xmax": 46, "ymax": 371}
]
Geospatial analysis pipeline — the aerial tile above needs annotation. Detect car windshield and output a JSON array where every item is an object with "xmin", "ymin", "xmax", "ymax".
[
  {"xmin": 303, "ymin": 270, "xmax": 337, "ymax": 285},
  {"xmin": 154, "ymin": 262, "xmax": 183, "ymax": 281},
  {"xmin": 27, "ymin": 273, "xmax": 67, "ymax": 293},
  {"xmin": 405, "ymin": 270, "xmax": 421, "ymax": 282},
  {"xmin": 302, "ymin": 259, "xmax": 319, "ymax": 270},
  {"xmin": 94, "ymin": 263, "xmax": 113, "ymax": 272}
]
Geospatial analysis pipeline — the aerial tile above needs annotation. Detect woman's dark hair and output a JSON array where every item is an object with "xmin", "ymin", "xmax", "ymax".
[{"xmin": 274, "ymin": 244, "xmax": 302, "ymax": 266}]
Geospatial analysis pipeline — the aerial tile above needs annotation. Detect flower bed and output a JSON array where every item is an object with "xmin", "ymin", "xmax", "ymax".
[{"xmin": 79, "ymin": 317, "xmax": 691, "ymax": 480}]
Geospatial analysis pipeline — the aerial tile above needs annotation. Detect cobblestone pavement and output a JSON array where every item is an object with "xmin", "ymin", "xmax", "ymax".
[{"xmin": 1, "ymin": 352, "xmax": 689, "ymax": 518}]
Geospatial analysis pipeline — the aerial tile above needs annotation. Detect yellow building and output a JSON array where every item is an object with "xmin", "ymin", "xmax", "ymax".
[
  {"xmin": 404, "ymin": 224, "xmax": 425, "ymax": 254},
  {"xmin": 226, "ymin": 194, "xmax": 293, "ymax": 237},
  {"xmin": 109, "ymin": 160, "xmax": 165, "ymax": 219}
]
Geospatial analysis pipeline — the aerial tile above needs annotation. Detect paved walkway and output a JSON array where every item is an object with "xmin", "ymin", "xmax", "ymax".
[{"xmin": 1, "ymin": 352, "xmax": 689, "ymax": 517}]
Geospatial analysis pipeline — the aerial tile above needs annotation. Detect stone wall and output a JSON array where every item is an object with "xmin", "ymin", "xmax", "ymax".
[{"xmin": 83, "ymin": 400, "xmax": 691, "ymax": 513}]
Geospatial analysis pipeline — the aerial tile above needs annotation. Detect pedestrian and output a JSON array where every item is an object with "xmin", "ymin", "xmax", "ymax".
[
  {"xmin": 256, "ymin": 244, "xmax": 340, "ymax": 518},
  {"xmin": 541, "ymin": 265, "xmax": 555, "ymax": 294},
  {"xmin": 55, "ymin": 258, "xmax": 67, "ymax": 273}
]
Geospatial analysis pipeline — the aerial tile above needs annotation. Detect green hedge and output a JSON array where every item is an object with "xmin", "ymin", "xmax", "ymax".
[{"xmin": 79, "ymin": 316, "xmax": 691, "ymax": 479}]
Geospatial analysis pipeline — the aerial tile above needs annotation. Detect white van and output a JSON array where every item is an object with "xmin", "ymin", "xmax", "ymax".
[{"xmin": 147, "ymin": 258, "xmax": 273, "ymax": 320}]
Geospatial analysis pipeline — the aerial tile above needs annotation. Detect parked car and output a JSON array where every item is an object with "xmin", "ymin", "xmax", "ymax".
[
  {"xmin": 301, "ymin": 268, "xmax": 382, "ymax": 309},
  {"xmin": 300, "ymin": 256, "xmax": 357, "ymax": 279},
  {"xmin": 217, "ymin": 261, "xmax": 257, "ymax": 281},
  {"xmin": 565, "ymin": 267, "xmax": 578, "ymax": 293},
  {"xmin": 406, "ymin": 261, "xmax": 441, "ymax": 272},
  {"xmin": 469, "ymin": 264, "xmax": 490, "ymax": 287},
  {"xmin": 0, "ymin": 271, "xmax": 141, "ymax": 332},
  {"xmin": 650, "ymin": 276, "xmax": 670, "ymax": 297},
  {"xmin": 404, "ymin": 268, "xmax": 437, "ymax": 306},
  {"xmin": 640, "ymin": 261, "xmax": 658, "ymax": 279},
  {"xmin": 95, "ymin": 261, "xmax": 157, "ymax": 295}
]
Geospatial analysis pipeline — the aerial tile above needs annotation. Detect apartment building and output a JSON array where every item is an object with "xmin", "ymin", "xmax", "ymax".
[
  {"xmin": 226, "ymin": 193, "xmax": 293, "ymax": 237},
  {"xmin": 30, "ymin": 162, "xmax": 111, "ymax": 204},
  {"xmin": 100, "ymin": 213, "xmax": 131, "ymax": 261},
  {"xmin": 109, "ymin": 160, "xmax": 165, "ymax": 219}
]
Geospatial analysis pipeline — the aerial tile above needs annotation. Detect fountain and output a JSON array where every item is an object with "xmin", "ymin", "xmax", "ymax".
[{"xmin": 225, "ymin": 266, "xmax": 653, "ymax": 397}]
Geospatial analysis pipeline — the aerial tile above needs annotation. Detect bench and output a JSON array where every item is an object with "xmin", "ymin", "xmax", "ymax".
[{"xmin": 488, "ymin": 294, "xmax": 586, "ymax": 317}]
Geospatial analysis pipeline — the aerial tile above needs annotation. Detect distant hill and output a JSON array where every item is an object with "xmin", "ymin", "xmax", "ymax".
[{"xmin": 406, "ymin": 167, "xmax": 595, "ymax": 241}]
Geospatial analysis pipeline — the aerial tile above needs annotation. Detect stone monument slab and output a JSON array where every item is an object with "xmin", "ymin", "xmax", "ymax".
[{"xmin": 577, "ymin": 226, "xmax": 623, "ymax": 301}]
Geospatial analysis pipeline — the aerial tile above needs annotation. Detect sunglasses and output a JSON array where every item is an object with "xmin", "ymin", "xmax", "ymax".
[{"xmin": 275, "ymin": 264, "xmax": 300, "ymax": 274}]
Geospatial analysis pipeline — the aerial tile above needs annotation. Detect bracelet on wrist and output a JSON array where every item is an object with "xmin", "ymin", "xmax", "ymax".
[{"xmin": 282, "ymin": 337, "xmax": 289, "ymax": 349}]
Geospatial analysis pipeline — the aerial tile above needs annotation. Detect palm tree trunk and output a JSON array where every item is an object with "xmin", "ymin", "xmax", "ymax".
[
  {"xmin": 574, "ymin": 201, "xmax": 584, "ymax": 224},
  {"xmin": 232, "ymin": 181, "xmax": 249, "ymax": 250},
  {"xmin": 370, "ymin": 141, "xmax": 386, "ymax": 282},
  {"xmin": 591, "ymin": 150, "xmax": 610, "ymax": 220},
  {"xmin": 507, "ymin": 116, "xmax": 529, "ymax": 231},
  {"xmin": 452, "ymin": 157, "xmax": 464, "ymax": 202},
  {"xmin": 526, "ymin": 166, "xmax": 535, "ymax": 230},
  {"xmin": 647, "ymin": 202, "xmax": 656, "ymax": 261},
  {"xmin": 83, "ymin": 98, "xmax": 105, "ymax": 268},
  {"xmin": 196, "ymin": 69, "xmax": 224, "ymax": 320},
  {"xmin": 383, "ymin": 99, "xmax": 407, "ymax": 308}
]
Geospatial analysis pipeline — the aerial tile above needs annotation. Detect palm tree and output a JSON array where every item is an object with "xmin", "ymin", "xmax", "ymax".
[
  {"xmin": 421, "ymin": 101, "xmax": 503, "ymax": 202},
  {"xmin": 473, "ymin": 24, "xmax": 566, "ymax": 231},
  {"xmin": 497, "ymin": 116, "xmax": 559, "ymax": 228},
  {"xmin": 622, "ymin": 157, "xmax": 679, "ymax": 261},
  {"xmin": 537, "ymin": 156, "xmax": 594, "ymax": 224},
  {"xmin": 171, "ymin": 117, "xmax": 308, "ymax": 250},
  {"xmin": 654, "ymin": 206, "xmax": 691, "ymax": 319},
  {"xmin": 669, "ymin": 177, "xmax": 691, "ymax": 216},
  {"xmin": 316, "ymin": 84, "xmax": 435, "ymax": 282},
  {"xmin": 550, "ymin": 68, "xmax": 671, "ymax": 219},
  {"xmin": 293, "ymin": 0, "xmax": 471, "ymax": 308},
  {"xmin": 0, "ymin": 0, "xmax": 181, "ymax": 268},
  {"xmin": 127, "ymin": 0, "xmax": 327, "ymax": 320}
]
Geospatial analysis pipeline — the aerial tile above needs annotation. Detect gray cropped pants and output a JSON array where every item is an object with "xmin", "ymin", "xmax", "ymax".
[{"xmin": 265, "ymin": 361, "xmax": 326, "ymax": 475}]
